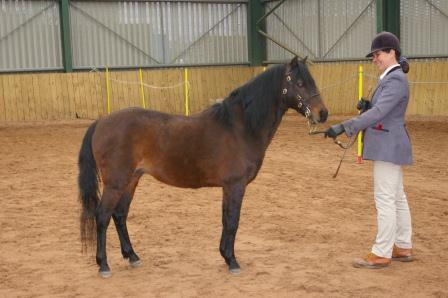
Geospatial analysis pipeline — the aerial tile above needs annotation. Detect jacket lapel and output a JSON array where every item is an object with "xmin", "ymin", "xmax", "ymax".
[
  {"xmin": 371, "ymin": 66, "xmax": 402, "ymax": 104},
  {"xmin": 370, "ymin": 83, "xmax": 382, "ymax": 104}
]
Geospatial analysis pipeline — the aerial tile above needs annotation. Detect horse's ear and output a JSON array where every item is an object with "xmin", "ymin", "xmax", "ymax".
[
  {"xmin": 302, "ymin": 56, "xmax": 308, "ymax": 64},
  {"xmin": 290, "ymin": 56, "xmax": 299, "ymax": 67}
]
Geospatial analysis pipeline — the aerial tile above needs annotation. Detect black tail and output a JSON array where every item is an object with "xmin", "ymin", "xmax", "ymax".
[{"xmin": 78, "ymin": 121, "xmax": 100, "ymax": 252}]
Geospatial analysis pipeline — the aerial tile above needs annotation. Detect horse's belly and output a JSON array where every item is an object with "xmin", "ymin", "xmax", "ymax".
[
  {"xmin": 139, "ymin": 164, "xmax": 221, "ymax": 189},
  {"xmin": 137, "ymin": 151, "xmax": 253, "ymax": 188}
]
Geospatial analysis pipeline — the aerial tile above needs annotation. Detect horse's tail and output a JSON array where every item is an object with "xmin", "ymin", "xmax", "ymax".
[{"xmin": 78, "ymin": 121, "xmax": 100, "ymax": 252}]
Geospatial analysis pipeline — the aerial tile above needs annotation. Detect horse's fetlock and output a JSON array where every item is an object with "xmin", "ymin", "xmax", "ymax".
[
  {"xmin": 226, "ymin": 226, "xmax": 238, "ymax": 235},
  {"xmin": 96, "ymin": 256, "xmax": 102, "ymax": 266}
]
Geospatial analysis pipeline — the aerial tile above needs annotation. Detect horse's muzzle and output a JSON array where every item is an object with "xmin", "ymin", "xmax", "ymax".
[{"xmin": 319, "ymin": 108, "xmax": 328, "ymax": 123}]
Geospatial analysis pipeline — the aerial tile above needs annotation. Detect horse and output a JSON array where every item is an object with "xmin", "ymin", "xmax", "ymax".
[{"xmin": 78, "ymin": 56, "xmax": 328, "ymax": 278}]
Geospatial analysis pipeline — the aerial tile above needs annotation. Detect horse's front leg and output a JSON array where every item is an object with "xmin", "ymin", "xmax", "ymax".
[{"xmin": 220, "ymin": 181, "xmax": 246, "ymax": 275}]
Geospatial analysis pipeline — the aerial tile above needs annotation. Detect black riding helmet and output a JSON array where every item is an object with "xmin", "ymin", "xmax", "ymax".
[{"xmin": 366, "ymin": 31, "xmax": 401, "ymax": 58}]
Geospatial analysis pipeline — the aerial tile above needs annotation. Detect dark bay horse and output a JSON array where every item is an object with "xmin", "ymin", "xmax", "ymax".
[{"xmin": 78, "ymin": 57, "xmax": 328, "ymax": 278}]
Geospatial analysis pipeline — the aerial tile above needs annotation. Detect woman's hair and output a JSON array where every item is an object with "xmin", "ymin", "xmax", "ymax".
[
  {"xmin": 383, "ymin": 49, "xmax": 409, "ymax": 73},
  {"xmin": 382, "ymin": 48, "xmax": 400, "ymax": 60},
  {"xmin": 399, "ymin": 56, "xmax": 410, "ymax": 73}
]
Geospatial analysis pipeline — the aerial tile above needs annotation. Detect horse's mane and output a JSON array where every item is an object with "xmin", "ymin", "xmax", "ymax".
[
  {"xmin": 206, "ymin": 64, "xmax": 285, "ymax": 134},
  {"xmin": 206, "ymin": 61, "xmax": 316, "ymax": 135}
]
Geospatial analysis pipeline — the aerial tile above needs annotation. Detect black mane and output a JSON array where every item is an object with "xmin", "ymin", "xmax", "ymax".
[
  {"xmin": 206, "ymin": 61, "xmax": 316, "ymax": 135},
  {"xmin": 206, "ymin": 64, "xmax": 285, "ymax": 134}
]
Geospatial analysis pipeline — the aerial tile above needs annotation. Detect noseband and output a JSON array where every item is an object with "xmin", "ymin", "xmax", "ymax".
[{"xmin": 282, "ymin": 74, "xmax": 319, "ymax": 119}]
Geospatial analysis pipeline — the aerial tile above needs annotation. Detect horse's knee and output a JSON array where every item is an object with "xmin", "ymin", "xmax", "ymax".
[{"xmin": 225, "ymin": 218, "xmax": 239, "ymax": 234}]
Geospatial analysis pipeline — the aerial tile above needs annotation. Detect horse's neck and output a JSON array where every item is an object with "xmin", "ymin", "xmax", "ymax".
[
  {"xmin": 251, "ymin": 99, "xmax": 288, "ymax": 151},
  {"xmin": 208, "ymin": 93, "xmax": 287, "ymax": 150},
  {"xmin": 265, "ymin": 103, "xmax": 288, "ymax": 146}
]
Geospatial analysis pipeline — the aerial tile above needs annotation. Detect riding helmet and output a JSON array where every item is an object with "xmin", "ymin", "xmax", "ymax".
[{"xmin": 366, "ymin": 31, "xmax": 401, "ymax": 57}]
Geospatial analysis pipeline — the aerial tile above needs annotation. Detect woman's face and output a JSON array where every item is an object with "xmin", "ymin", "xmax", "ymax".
[{"xmin": 372, "ymin": 49, "xmax": 397, "ymax": 72}]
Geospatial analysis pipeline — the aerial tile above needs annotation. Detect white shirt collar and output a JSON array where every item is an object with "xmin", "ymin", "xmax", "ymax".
[{"xmin": 379, "ymin": 63, "xmax": 400, "ymax": 80}]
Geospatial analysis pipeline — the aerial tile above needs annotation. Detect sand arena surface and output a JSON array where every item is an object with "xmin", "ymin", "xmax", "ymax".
[{"xmin": 0, "ymin": 115, "xmax": 447, "ymax": 297}]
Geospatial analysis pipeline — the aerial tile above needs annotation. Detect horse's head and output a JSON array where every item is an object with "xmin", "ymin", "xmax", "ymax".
[{"xmin": 282, "ymin": 56, "xmax": 328, "ymax": 124}]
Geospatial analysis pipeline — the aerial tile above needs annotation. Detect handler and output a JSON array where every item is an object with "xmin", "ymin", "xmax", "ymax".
[{"xmin": 326, "ymin": 31, "xmax": 413, "ymax": 269}]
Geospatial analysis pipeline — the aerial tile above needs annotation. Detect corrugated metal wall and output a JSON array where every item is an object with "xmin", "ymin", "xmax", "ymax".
[
  {"xmin": 265, "ymin": 0, "xmax": 377, "ymax": 61},
  {"xmin": 0, "ymin": 0, "xmax": 62, "ymax": 72},
  {"xmin": 1, "ymin": 0, "xmax": 447, "ymax": 72},
  {"xmin": 70, "ymin": 1, "xmax": 248, "ymax": 69},
  {"xmin": 401, "ymin": 0, "xmax": 448, "ymax": 56}
]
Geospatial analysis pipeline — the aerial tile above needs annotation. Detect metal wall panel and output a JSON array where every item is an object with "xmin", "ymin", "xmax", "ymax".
[
  {"xmin": 265, "ymin": 0, "xmax": 376, "ymax": 61},
  {"xmin": 0, "ymin": 0, "xmax": 62, "ymax": 72},
  {"xmin": 70, "ymin": 1, "xmax": 248, "ymax": 68},
  {"xmin": 401, "ymin": 0, "xmax": 448, "ymax": 56}
]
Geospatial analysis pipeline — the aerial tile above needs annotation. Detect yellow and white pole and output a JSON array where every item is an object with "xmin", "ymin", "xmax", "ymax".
[
  {"xmin": 357, "ymin": 65, "xmax": 363, "ymax": 164},
  {"xmin": 139, "ymin": 68, "xmax": 146, "ymax": 109},
  {"xmin": 184, "ymin": 68, "xmax": 189, "ymax": 116},
  {"xmin": 106, "ymin": 66, "xmax": 111, "ymax": 115}
]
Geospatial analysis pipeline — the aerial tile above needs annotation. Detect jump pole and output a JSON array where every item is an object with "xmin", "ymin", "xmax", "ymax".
[
  {"xmin": 106, "ymin": 66, "xmax": 111, "ymax": 115},
  {"xmin": 357, "ymin": 65, "xmax": 363, "ymax": 164},
  {"xmin": 139, "ymin": 68, "xmax": 146, "ymax": 109},
  {"xmin": 184, "ymin": 68, "xmax": 189, "ymax": 116}
]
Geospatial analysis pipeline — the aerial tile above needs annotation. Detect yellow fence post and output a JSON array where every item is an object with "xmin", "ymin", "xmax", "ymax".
[
  {"xmin": 357, "ymin": 65, "xmax": 363, "ymax": 164},
  {"xmin": 184, "ymin": 68, "xmax": 189, "ymax": 116},
  {"xmin": 139, "ymin": 68, "xmax": 146, "ymax": 109},
  {"xmin": 106, "ymin": 66, "xmax": 111, "ymax": 115}
]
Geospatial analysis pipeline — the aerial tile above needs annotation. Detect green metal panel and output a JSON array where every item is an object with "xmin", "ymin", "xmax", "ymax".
[
  {"xmin": 376, "ymin": 0, "xmax": 383, "ymax": 33},
  {"xmin": 384, "ymin": 0, "xmax": 400, "ymax": 39},
  {"xmin": 59, "ymin": 0, "xmax": 73, "ymax": 72},
  {"xmin": 247, "ymin": 0, "xmax": 265, "ymax": 66},
  {"xmin": 377, "ymin": 0, "xmax": 400, "ymax": 39}
]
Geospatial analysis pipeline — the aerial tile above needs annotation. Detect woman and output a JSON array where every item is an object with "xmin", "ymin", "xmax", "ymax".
[{"xmin": 326, "ymin": 31, "xmax": 413, "ymax": 269}]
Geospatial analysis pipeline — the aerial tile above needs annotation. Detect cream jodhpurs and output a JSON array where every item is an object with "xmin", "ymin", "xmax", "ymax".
[{"xmin": 371, "ymin": 161, "xmax": 412, "ymax": 258}]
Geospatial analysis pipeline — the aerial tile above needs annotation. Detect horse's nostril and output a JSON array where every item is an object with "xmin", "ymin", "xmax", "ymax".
[{"xmin": 319, "ymin": 109, "xmax": 328, "ymax": 123}]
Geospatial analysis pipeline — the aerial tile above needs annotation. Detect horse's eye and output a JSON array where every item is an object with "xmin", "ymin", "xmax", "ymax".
[{"xmin": 297, "ymin": 81, "xmax": 304, "ymax": 87}]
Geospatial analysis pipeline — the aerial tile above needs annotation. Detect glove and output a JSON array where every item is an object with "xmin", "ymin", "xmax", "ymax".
[
  {"xmin": 325, "ymin": 124, "xmax": 345, "ymax": 139},
  {"xmin": 356, "ymin": 98, "xmax": 371, "ymax": 114}
]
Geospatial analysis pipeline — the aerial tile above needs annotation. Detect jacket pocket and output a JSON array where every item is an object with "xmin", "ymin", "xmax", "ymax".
[{"xmin": 371, "ymin": 126, "xmax": 389, "ymax": 132}]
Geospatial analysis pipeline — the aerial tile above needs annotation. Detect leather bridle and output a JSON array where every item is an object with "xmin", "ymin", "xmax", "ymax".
[
  {"xmin": 282, "ymin": 73, "xmax": 320, "ymax": 119},
  {"xmin": 281, "ymin": 70, "xmax": 355, "ymax": 178}
]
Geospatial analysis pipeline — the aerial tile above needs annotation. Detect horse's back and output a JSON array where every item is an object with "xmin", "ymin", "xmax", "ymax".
[{"xmin": 92, "ymin": 107, "xmax": 172, "ymax": 158}]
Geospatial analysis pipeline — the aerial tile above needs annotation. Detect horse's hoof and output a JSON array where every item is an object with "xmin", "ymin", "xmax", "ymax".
[
  {"xmin": 229, "ymin": 267, "xmax": 241, "ymax": 275},
  {"xmin": 98, "ymin": 270, "xmax": 112, "ymax": 278},
  {"xmin": 130, "ymin": 260, "xmax": 142, "ymax": 268}
]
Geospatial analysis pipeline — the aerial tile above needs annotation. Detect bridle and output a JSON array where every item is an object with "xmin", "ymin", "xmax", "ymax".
[
  {"xmin": 282, "ymin": 73, "xmax": 320, "ymax": 120},
  {"xmin": 282, "ymin": 70, "xmax": 355, "ymax": 178}
]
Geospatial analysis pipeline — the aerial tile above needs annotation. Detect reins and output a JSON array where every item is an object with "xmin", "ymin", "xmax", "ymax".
[
  {"xmin": 308, "ymin": 129, "xmax": 354, "ymax": 149},
  {"xmin": 307, "ymin": 87, "xmax": 374, "ymax": 178},
  {"xmin": 282, "ymin": 66, "xmax": 357, "ymax": 178},
  {"xmin": 308, "ymin": 128, "xmax": 358, "ymax": 178}
]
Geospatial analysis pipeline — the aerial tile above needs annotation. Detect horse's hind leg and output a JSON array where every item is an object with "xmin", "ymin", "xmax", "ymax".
[
  {"xmin": 219, "ymin": 181, "xmax": 246, "ymax": 275},
  {"xmin": 96, "ymin": 186, "xmax": 124, "ymax": 278},
  {"xmin": 112, "ymin": 172, "xmax": 143, "ymax": 268}
]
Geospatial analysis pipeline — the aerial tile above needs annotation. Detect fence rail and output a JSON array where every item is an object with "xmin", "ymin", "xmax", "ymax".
[{"xmin": 0, "ymin": 60, "xmax": 447, "ymax": 122}]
